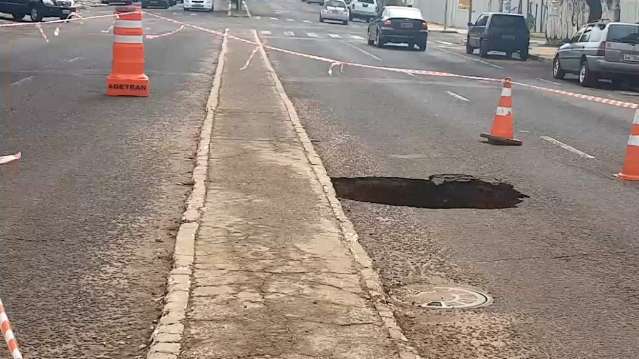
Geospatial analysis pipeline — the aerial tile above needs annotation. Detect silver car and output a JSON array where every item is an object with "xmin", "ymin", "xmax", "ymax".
[
  {"xmin": 553, "ymin": 21, "xmax": 639, "ymax": 87},
  {"xmin": 320, "ymin": 0, "xmax": 349, "ymax": 25}
]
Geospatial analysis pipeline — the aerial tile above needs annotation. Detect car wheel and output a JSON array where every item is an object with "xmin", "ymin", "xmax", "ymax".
[
  {"xmin": 375, "ymin": 30, "xmax": 383, "ymax": 48},
  {"xmin": 519, "ymin": 48, "xmax": 528, "ymax": 61},
  {"xmin": 479, "ymin": 40, "xmax": 488, "ymax": 58},
  {"xmin": 349, "ymin": 12, "xmax": 353, "ymax": 20},
  {"xmin": 418, "ymin": 41, "xmax": 426, "ymax": 52},
  {"xmin": 465, "ymin": 42, "xmax": 473, "ymax": 54},
  {"xmin": 579, "ymin": 59, "xmax": 597, "ymax": 87},
  {"xmin": 12, "ymin": 12, "xmax": 26, "ymax": 21},
  {"xmin": 30, "ymin": 6, "xmax": 43, "ymax": 22},
  {"xmin": 319, "ymin": 16, "xmax": 323, "ymax": 22},
  {"xmin": 407, "ymin": 41, "xmax": 414, "ymax": 50},
  {"xmin": 552, "ymin": 55, "xmax": 566, "ymax": 80},
  {"xmin": 343, "ymin": 20, "xmax": 348, "ymax": 25}
]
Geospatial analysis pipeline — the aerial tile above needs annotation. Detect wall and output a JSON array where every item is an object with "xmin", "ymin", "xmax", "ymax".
[{"xmin": 413, "ymin": 0, "xmax": 632, "ymax": 41}]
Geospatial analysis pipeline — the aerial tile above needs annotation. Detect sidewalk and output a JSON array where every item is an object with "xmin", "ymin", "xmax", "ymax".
[{"xmin": 147, "ymin": 30, "xmax": 419, "ymax": 359}]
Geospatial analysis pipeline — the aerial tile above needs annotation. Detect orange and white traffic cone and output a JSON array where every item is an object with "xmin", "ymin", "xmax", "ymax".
[
  {"xmin": 106, "ymin": 5, "xmax": 149, "ymax": 97},
  {"xmin": 480, "ymin": 77, "xmax": 522, "ymax": 146},
  {"xmin": 617, "ymin": 109, "xmax": 639, "ymax": 181}
]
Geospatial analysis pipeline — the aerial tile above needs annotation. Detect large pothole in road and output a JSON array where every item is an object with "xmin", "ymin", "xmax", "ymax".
[{"xmin": 331, "ymin": 174, "xmax": 528, "ymax": 209}]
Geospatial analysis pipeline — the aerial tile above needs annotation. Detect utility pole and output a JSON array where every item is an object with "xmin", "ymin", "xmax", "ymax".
[
  {"xmin": 468, "ymin": 0, "xmax": 473, "ymax": 25},
  {"xmin": 444, "ymin": 0, "xmax": 449, "ymax": 31}
]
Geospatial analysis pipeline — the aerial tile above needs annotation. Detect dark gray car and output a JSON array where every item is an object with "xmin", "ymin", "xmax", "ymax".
[
  {"xmin": 466, "ymin": 13, "xmax": 530, "ymax": 60},
  {"xmin": 553, "ymin": 21, "xmax": 639, "ymax": 87}
]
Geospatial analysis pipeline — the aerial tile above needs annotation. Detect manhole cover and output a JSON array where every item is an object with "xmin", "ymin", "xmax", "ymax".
[{"xmin": 392, "ymin": 285, "xmax": 491, "ymax": 309}]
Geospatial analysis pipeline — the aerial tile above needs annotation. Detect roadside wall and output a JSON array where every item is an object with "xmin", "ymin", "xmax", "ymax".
[{"xmin": 416, "ymin": 0, "xmax": 633, "ymax": 42}]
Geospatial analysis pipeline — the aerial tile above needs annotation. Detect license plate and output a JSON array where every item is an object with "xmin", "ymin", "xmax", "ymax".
[
  {"xmin": 62, "ymin": 9, "xmax": 70, "ymax": 14},
  {"xmin": 502, "ymin": 35, "xmax": 515, "ymax": 40},
  {"xmin": 400, "ymin": 22, "xmax": 412, "ymax": 28},
  {"xmin": 192, "ymin": 3, "xmax": 202, "ymax": 6},
  {"xmin": 624, "ymin": 54, "xmax": 639, "ymax": 62}
]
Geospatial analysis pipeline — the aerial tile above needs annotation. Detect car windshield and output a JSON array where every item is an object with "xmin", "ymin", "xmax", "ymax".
[
  {"xmin": 387, "ymin": 7, "xmax": 423, "ymax": 19},
  {"xmin": 490, "ymin": 14, "xmax": 526, "ymax": 28},
  {"xmin": 607, "ymin": 24, "xmax": 639, "ymax": 44},
  {"xmin": 324, "ymin": 0, "xmax": 345, "ymax": 7}
]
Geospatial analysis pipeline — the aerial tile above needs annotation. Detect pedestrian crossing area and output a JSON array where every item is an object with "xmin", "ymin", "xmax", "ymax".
[
  {"xmin": 254, "ymin": 16, "xmax": 314, "ymax": 24},
  {"xmin": 259, "ymin": 30, "xmax": 365, "ymax": 40}
]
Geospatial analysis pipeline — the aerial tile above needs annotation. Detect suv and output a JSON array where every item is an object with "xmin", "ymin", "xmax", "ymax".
[
  {"xmin": 349, "ymin": 0, "xmax": 377, "ymax": 22},
  {"xmin": 553, "ymin": 22, "xmax": 639, "ymax": 87},
  {"xmin": 466, "ymin": 13, "xmax": 530, "ymax": 60},
  {"xmin": 0, "ymin": 0, "xmax": 75, "ymax": 21}
]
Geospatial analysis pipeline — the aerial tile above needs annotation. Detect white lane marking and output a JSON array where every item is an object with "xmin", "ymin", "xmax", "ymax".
[
  {"xmin": 303, "ymin": 20, "xmax": 312, "ymax": 23},
  {"xmin": 270, "ymin": 17, "xmax": 278, "ymax": 20},
  {"xmin": 255, "ymin": 16, "xmax": 261, "ymax": 19},
  {"xmin": 446, "ymin": 90, "xmax": 470, "ymax": 102},
  {"xmin": 540, "ymin": 136, "xmax": 595, "ymax": 159},
  {"xmin": 284, "ymin": 31, "xmax": 295, "ymax": 36},
  {"xmin": 343, "ymin": 41, "xmax": 382, "ymax": 61},
  {"xmin": 350, "ymin": 35, "xmax": 364, "ymax": 40},
  {"xmin": 328, "ymin": 34, "xmax": 341, "ymax": 38},
  {"xmin": 307, "ymin": 32, "xmax": 319, "ymax": 37},
  {"xmin": 537, "ymin": 78, "xmax": 562, "ymax": 86},
  {"xmin": 286, "ymin": 18, "xmax": 295, "ymax": 21},
  {"xmin": 101, "ymin": 24, "xmax": 113, "ymax": 33},
  {"xmin": 10, "ymin": 76, "xmax": 33, "ymax": 86},
  {"xmin": 437, "ymin": 40, "xmax": 454, "ymax": 45},
  {"xmin": 242, "ymin": 0, "xmax": 251, "ymax": 17},
  {"xmin": 260, "ymin": 30, "xmax": 272, "ymax": 35},
  {"xmin": 475, "ymin": 57, "xmax": 504, "ymax": 69},
  {"xmin": 66, "ymin": 57, "xmax": 82, "ymax": 63}
]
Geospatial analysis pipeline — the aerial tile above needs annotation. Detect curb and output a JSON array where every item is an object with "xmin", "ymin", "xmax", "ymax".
[
  {"xmin": 144, "ymin": 28, "xmax": 228, "ymax": 359},
  {"xmin": 254, "ymin": 29, "xmax": 422, "ymax": 359}
]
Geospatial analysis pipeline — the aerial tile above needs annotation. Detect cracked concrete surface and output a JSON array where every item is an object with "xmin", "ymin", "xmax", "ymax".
[{"xmin": 179, "ymin": 31, "xmax": 402, "ymax": 359}]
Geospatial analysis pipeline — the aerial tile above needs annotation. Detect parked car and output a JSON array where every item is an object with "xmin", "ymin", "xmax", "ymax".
[
  {"xmin": 142, "ymin": 0, "xmax": 174, "ymax": 8},
  {"xmin": 466, "ymin": 12, "xmax": 530, "ymax": 60},
  {"xmin": 367, "ymin": 6, "xmax": 427, "ymax": 51},
  {"xmin": 553, "ymin": 21, "xmax": 639, "ymax": 87},
  {"xmin": 0, "ymin": 0, "xmax": 75, "ymax": 21},
  {"xmin": 349, "ymin": 0, "xmax": 376, "ymax": 21},
  {"xmin": 183, "ymin": 0, "xmax": 211, "ymax": 10},
  {"xmin": 320, "ymin": 0, "xmax": 348, "ymax": 25}
]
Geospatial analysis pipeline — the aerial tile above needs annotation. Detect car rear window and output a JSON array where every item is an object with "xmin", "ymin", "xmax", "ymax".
[
  {"xmin": 607, "ymin": 24, "xmax": 639, "ymax": 44},
  {"xmin": 490, "ymin": 15, "xmax": 526, "ymax": 29},
  {"xmin": 325, "ymin": 0, "xmax": 346, "ymax": 7},
  {"xmin": 387, "ymin": 7, "xmax": 423, "ymax": 19}
]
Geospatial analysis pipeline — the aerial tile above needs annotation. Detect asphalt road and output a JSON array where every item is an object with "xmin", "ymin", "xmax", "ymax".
[
  {"xmin": 0, "ymin": 7, "xmax": 220, "ymax": 358},
  {"xmin": 247, "ymin": 1, "xmax": 639, "ymax": 358},
  {"xmin": 2, "ymin": 1, "xmax": 639, "ymax": 358}
]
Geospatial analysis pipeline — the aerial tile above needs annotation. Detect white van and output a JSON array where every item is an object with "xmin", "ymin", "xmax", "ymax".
[
  {"xmin": 349, "ymin": 0, "xmax": 377, "ymax": 21},
  {"xmin": 184, "ymin": 0, "xmax": 212, "ymax": 11}
]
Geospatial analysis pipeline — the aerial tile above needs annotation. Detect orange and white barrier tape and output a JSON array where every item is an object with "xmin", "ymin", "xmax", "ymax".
[
  {"xmin": 0, "ymin": 152, "xmax": 21, "ymax": 165},
  {"xmin": 0, "ymin": 299, "xmax": 22, "ymax": 359}
]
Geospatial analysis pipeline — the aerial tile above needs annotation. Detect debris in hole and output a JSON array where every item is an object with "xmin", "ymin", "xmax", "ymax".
[
  {"xmin": 331, "ymin": 175, "xmax": 528, "ymax": 209},
  {"xmin": 392, "ymin": 284, "xmax": 492, "ymax": 309}
]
